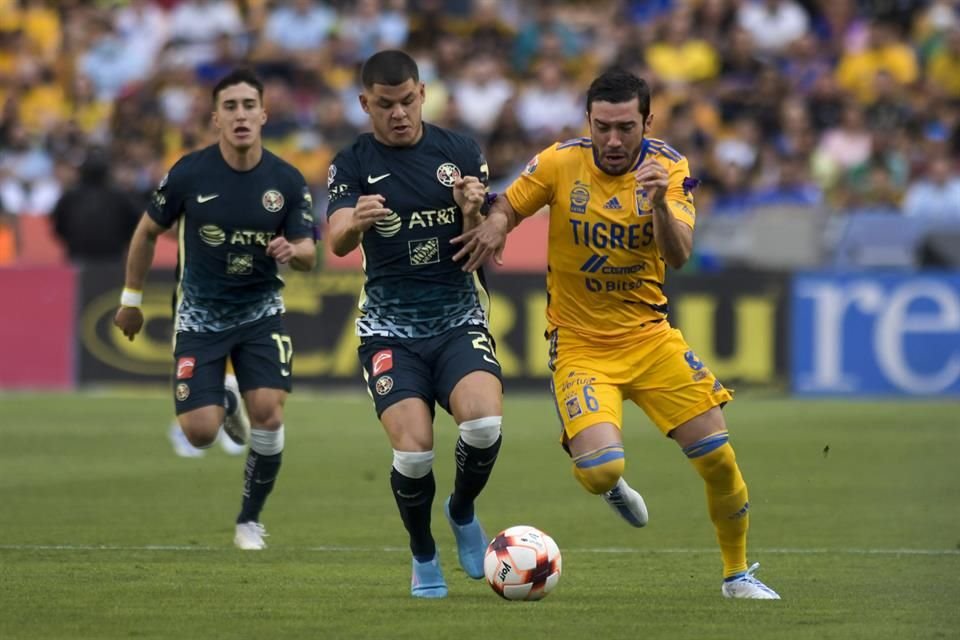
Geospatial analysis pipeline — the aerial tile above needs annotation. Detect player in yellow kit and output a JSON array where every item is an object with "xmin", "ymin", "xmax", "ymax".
[{"xmin": 453, "ymin": 69, "xmax": 779, "ymax": 599}]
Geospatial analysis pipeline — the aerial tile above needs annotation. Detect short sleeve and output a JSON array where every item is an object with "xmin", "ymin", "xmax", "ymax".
[
  {"xmin": 325, "ymin": 150, "xmax": 362, "ymax": 218},
  {"xmin": 504, "ymin": 144, "xmax": 557, "ymax": 218},
  {"xmin": 666, "ymin": 157, "xmax": 697, "ymax": 229},
  {"xmin": 283, "ymin": 172, "xmax": 316, "ymax": 241},
  {"xmin": 147, "ymin": 158, "xmax": 189, "ymax": 228}
]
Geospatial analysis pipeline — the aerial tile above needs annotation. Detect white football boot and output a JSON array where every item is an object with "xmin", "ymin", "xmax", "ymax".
[
  {"xmin": 234, "ymin": 522, "xmax": 269, "ymax": 550},
  {"xmin": 602, "ymin": 477, "xmax": 649, "ymax": 527},
  {"xmin": 721, "ymin": 563, "xmax": 781, "ymax": 599}
]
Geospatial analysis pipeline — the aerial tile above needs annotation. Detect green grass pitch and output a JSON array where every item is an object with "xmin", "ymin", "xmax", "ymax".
[{"xmin": 1, "ymin": 391, "xmax": 958, "ymax": 639}]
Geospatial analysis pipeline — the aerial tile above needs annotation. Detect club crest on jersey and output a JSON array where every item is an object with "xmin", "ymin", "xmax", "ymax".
[
  {"xmin": 175, "ymin": 383, "xmax": 190, "ymax": 401},
  {"xmin": 327, "ymin": 164, "xmax": 337, "ymax": 187},
  {"xmin": 635, "ymin": 187, "xmax": 652, "ymax": 214},
  {"xmin": 262, "ymin": 189, "xmax": 284, "ymax": 212},
  {"xmin": 436, "ymin": 162, "xmax": 461, "ymax": 187},
  {"xmin": 565, "ymin": 395, "xmax": 583, "ymax": 419},
  {"xmin": 524, "ymin": 154, "xmax": 539, "ymax": 175},
  {"xmin": 570, "ymin": 181, "xmax": 590, "ymax": 214},
  {"xmin": 372, "ymin": 349, "xmax": 393, "ymax": 376},
  {"xmin": 375, "ymin": 375, "xmax": 394, "ymax": 396}
]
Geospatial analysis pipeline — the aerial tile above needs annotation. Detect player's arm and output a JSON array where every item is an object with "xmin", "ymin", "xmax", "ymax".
[
  {"xmin": 452, "ymin": 148, "xmax": 554, "ymax": 272},
  {"xmin": 327, "ymin": 194, "xmax": 391, "ymax": 256},
  {"xmin": 451, "ymin": 194, "xmax": 522, "ymax": 272},
  {"xmin": 271, "ymin": 181, "xmax": 318, "ymax": 271},
  {"xmin": 267, "ymin": 235, "xmax": 316, "ymax": 271},
  {"xmin": 114, "ymin": 213, "xmax": 168, "ymax": 341},
  {"xmin": 636, "ymin": 159, "xmax": 693, "ymax": 270},
  {"xmin": 454, "ymin": 141, "xmax": 491, "ymax": 233}
]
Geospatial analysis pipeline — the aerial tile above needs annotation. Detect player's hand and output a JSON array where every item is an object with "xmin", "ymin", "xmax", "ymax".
[
  {"xmin": 266, "ymin": 236, "xmax": 295, "ymax": 264},
  {"xmin": 453, "ymin": 176, "xmax": 485, "ymax": 218},
  {"xmin": 351, "ymin": 194, "xmax": 391, "ymax": 232},
  {"xmin": 114, "ymin": 306, "xmax": 144, "ymax": 341},
  {"xmin": 635, "ymin": 159, "xmax": 669, "ymax": 206},
  {"xmin": 451, "ymin": 213, "xmax": 509, "ymax": 273}
]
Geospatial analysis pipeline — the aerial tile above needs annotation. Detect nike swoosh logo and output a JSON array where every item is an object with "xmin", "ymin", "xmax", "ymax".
[
  {"xmin": 280, "ymin": 368, "xmax": 291, "ymax": 377},
  {"xmin": 476, "ymin": 458, "xmax": 497, "ymax": 468},
  {"xmin": 197, "ymin": 194, "xmax": 219, "ymax": 203},
  {"xmin": 367, "ymin": 174, "xmax": 390, "ymax": 184},
  {"xmin": 396, "ymin": 490, "xmax": 422, "ymax": 499}
]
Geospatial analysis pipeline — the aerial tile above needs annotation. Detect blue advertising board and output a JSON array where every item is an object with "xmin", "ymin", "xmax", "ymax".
[{"xmin": 792, "ymin": 273, "xmax": 960, "ymax": 396}]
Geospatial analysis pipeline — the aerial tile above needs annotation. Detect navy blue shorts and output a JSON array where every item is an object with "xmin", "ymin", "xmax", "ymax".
[
  {"xmin": 358, "ymin": 325, "xmax": 503, "ymax": 418},
  {"xmin": 172, "ymin": 314, "xmax": 293, "ymax": 414}
]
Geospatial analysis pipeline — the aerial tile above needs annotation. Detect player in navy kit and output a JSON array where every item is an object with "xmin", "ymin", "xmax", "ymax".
[
  {"xmin": 114, "ymin": 69, "xmax": 316, "ymax": 550},
  {"xmin": 327, "ymin": 50, "xmax": 502, "ymax": 598}
]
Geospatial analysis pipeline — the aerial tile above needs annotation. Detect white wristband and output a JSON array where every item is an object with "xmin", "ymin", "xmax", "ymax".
[{"xmin": 120, "ymin": 288, "xmax": 143, "ymax": 308}]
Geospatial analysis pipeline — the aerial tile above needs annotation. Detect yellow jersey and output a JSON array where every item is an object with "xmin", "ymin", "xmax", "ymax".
[{"xmin": 504, "ymin": 137, "xmax": 696, "ymax": 340}]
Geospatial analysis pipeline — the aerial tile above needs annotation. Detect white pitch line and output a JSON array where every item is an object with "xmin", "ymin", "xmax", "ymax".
[{"xmin": 0, "ymin": 544, "xmax": 957, "ymax": 556}]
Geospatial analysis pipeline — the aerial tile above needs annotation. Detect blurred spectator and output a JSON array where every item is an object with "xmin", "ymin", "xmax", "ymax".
[
  {"xmin": 165, "ymin": 0, "xmax": 245, "ymax": 68},
  {"xmin": 50, "ymin": 148, "xmax": 140, "ymax": 264},
  {"xmin": 114, "ymin": 0, "xmax": 169, "ymax": 65},
  {"xmin": 78, "ymin": 14, "xmax": 153, "ymax": 101},
  {"xmin": 737, "ymin": 0, "xmax": 810, "ymax": 55},
  {"xmin": 645, "ymin": 8, "xmax": 720, "ymax": 87},
  {"xmin": 750, "ymin": 152, "xmax": 823, "ymax": 208},
  {"xmin": 0, "ymin": 122, "xmax": 58, "ymax": 216},
  {"xmin": 261, "ymin": 0, "xmax": 336, "ymax": 55},
  {"xmin": 339, "ymin": 0, "xmax": 409, "ymax": 64},
  {"xmin": 813, "ymin": 102, "xmax": 873, "ymax": 188},
  {"xmin": 453, "ymin": 53, "xmax": 514, "ymax": 136},
  {"xmin": 902, "ymin": 155, "xmax": 960, "ymax": 219},
  {"xmin": 836, "ymin": 19, "xmax": 918, "ymax": 104},
  {"xmin": 515, "ymin": 60, "xmax": 582, "ymax": 140},
  {"xmin": 512, "ymin": 0, "xmax": 582, "ymax": 73},
  {"xmin": 926, "ymin": 25, "xmax": 960, "ymax": 100}
]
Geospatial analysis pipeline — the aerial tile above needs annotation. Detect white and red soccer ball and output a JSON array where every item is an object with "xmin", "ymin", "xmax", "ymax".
[{"xmin": 483, "ymin": 525, "xmax": 562, "ymax": 601}]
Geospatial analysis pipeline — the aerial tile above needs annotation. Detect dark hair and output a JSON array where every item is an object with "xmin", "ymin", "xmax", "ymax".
[
  {"xmin": 212, "ymin": 68, "xmax": 264, "ymax": 105},
  {"xmin": 586, "ymin": 69, "xmax": 650, "ymax": 120},
  {"xmin": 361, "ymin": 50, "xmax": 420, "ymax": 89}
]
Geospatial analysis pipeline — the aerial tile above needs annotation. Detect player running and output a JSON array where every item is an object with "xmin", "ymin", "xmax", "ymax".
[
  {"xmin": 453, "ymin": 68, "xmax": 780, "ymax": 599},
  {"xmin": 326, "ymin": 50, "xmax": 502, "ymax": 598},
  {"xmin": 114, "ymin": 68, "xmax": 316, "ymax": 550}
]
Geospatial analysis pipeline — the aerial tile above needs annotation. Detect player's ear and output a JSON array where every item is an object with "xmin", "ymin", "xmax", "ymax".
[
  {"xmin": 211, "ymin": 110, "xmax": 220, "ymax": 130},
  {"xmin": 259, "ymin": 108, "xmax": 267, "ymax": 125},
  {"xmin": 359, "ymin": 93, "xmax": 370, "ymax": 114},
  {"xmin": 418, "ymin": 81, "xmax": 425, "ymax": 103},
  {"xmin": 644, "ymin": 113, "xmax": 654, "ymax": 134}
]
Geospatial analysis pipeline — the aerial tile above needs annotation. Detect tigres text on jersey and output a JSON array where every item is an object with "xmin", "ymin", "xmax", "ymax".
[{"xmin": 504, "ymin": 137, "xmax": 697, "ymax": 340}]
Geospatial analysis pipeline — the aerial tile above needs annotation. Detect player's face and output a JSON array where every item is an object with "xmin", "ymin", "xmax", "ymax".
[
  {"xmin": 212, "ymin": 82, "xmax": 267, "ymax": 152},
  {"xmin": 588, "ymin": 99, "xmax": 652, "ymax": 176},
  {"xmin": 360, "ymin": 79, "xmax": 425, "ymax": 147}
]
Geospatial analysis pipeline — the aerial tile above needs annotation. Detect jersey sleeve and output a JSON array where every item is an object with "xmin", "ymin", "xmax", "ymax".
[
  {"xmin": 147, "ymin": 157, "xmax": 190, "ymax": 228},
  {"xmin": 283, "ymin": 170, "xmax": 316, "ymax": 241},
  {"xmin": 666, "ymin": 156, "xmax": 698, "ymax": 229},
  {"xmin": 325, "ymin": 149, "xmax": 362, "ymax": 218},
  {"xmin": 503, "ymin": 144, "xmax": 558, "ymax": 218}
]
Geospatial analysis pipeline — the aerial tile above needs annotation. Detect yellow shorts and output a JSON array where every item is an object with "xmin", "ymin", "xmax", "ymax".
[{"xmin": 548, "ymin": 323, "xmax": 733, "ymax": 441}]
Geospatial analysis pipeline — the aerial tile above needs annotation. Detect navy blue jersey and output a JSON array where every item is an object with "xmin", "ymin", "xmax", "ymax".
[
  {"xmin": 149, "ymin": 144, "xmax": 315, "ymax": 333},
  {"xmin": 327, "ymin": 123, "xmax": 491, "ymax": 339}
]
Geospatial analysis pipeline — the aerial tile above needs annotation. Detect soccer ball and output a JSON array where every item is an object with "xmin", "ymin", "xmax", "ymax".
[{"xmin": 483, "ymin": 525, "xmax": 562, "ymax": 601}]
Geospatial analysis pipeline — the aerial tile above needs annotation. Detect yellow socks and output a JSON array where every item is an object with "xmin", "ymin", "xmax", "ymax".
[{"xmin": 684, "ymin": 433, "xmax": 749, "ymax": 578}]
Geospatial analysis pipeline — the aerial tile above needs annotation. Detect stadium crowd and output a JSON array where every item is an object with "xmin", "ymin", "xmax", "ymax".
[{"xmin": 1, "ymin": 0, "xmax": 959, "ymax": 266}]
